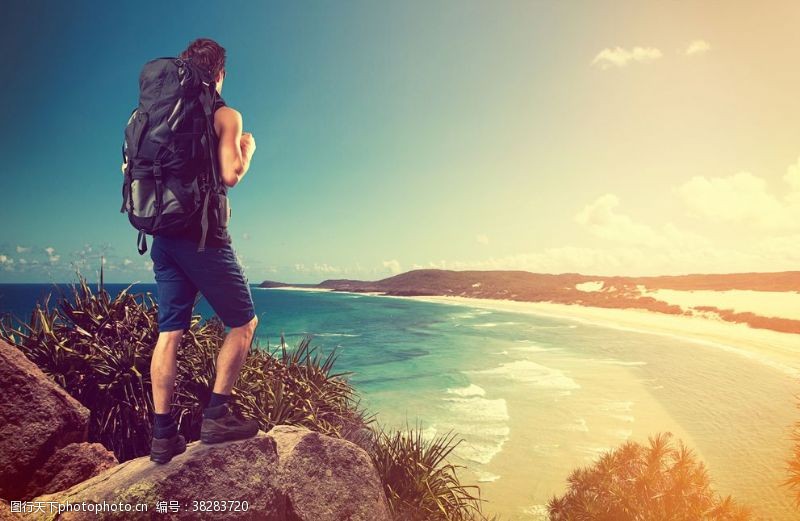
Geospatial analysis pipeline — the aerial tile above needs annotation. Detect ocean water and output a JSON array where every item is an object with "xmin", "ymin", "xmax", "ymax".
[{"xmin": 1, "ymin": 284, "xmax": 797, "ymax": 520}]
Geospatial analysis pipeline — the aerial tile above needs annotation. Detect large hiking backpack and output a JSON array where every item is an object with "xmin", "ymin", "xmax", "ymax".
[{"xmin": 120, "ymin": 56, "xmax": 222, "ymax": 255}]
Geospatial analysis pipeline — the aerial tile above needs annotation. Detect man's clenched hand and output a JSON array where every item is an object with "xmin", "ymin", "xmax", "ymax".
[{"xmin": 240, "ymin": 132, "xmax": 256, "ymax": 160}]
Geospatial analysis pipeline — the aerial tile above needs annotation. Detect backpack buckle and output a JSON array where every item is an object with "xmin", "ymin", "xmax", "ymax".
[{"xmin": 153, "ymin": 159, "xmax": 162, "ymax": 179}]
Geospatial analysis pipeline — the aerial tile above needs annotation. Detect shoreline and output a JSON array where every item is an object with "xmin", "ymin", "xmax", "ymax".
[
  {"xmin": 399, "ymin": 295, "xmax": 800, "ymax": 378},
  {"xmin": 262, "ymin": 286, "xmax": 800, "ymax": 376},
  {"xmin": 254, "ymin": 286, "xmax": 335, "ymax": 293}
]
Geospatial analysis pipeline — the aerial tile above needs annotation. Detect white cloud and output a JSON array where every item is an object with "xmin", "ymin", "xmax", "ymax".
[
  {"xmin": 242, "ymin": 232, "xmax": 251, "ymax": 240},
  {"xmin": 0, "ymin": 255, "xmax": 13, "ymax": 272},
  {"xmin": 123, "ymin": 258, "xmax": 133, "ymax": 266},
  {"xmin": 677, "ymin": 167, "xmax": 800, "ymax": 231},
  {"xmin": 685, "ymin": 40, "xmax": 711, "ymax": 56},
  {"xmin": 382, "ymin": 259, "xmax": 402, "ymax": 275},
  {"xmin": 432, "ymin": 247, "xmax": 643, "ymax": 274},
  {"xmin": 16, "ymin": 245, "xmax": 30, "ymax": 254},
  {"xmin": 44, "ymin": 246, "xmax": 56, "ymax": 256},
  {"xmin": 476, "ymin": 234, "xmax": 489, "ymax": 245},
  {"xmin": 414, "ymin": 236, "xmax": 798, "ymax": 276},
  {"xmin": 574, "ymin": 194, "xmax": 668, "ymax": 248},
  {"xmin": 428, "ymin": 158, "xmax": 800, "ymax": 275},
  {"xmin": 786, "ymin": 157, "xmax": 800, "ymax": 201},
  {"xmin": 592, "ymin": 46, "xmax": 662, "ymax": 69},
  {"xmin": 293, "ymin": 263, "xmax": 342, "ymax": 275}
]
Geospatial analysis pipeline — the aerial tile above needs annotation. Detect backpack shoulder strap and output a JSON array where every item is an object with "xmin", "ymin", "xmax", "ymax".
[{"xmin": 196, "ymin": 84, "xmax": 220, "ymax": 253}]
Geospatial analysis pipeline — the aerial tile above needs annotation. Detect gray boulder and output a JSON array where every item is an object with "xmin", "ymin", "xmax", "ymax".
[
  {"xmin": 267, "ymin": 425, "xmax": 391, "ymax": 521},
  {"xmin": 0, "ymin": 340, "xmax": 90, "ymax": 499},
  {"xmin": 23, "ymin": 442, "xmax": 118, "ymax": 500},
  {"xmin": 28, "ymin": 433, "xmax": 285, "ymax": 520}
]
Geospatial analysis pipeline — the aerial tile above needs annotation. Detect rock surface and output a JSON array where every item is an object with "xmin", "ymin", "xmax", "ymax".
[
  {"xmin": 267, "ymin": 425, "xmax": 391, "ymax": 521},
  {"xmin": 0, "ymin": 340, "xmax": 90, "ymax": 500},
  {"xmin": 28, "ymin": 433, "xmax": 284, "ymax": 520},
  {"xmin": 26, "ymin": 427, "xmax": 391, "ymax": 521},
  {"xmin": 0, "ymin": 500, "xmax": 21, "ymax": 520},
  {"xmin": 23, "ymin": 443, "xmax": 118, "ymax": 500}
]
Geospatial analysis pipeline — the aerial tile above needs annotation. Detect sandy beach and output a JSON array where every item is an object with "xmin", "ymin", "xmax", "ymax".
[
  {"xmin": 406, "ymin": 295, "xmax": 800, "ymax": 377},
  {"xmin": 392, "ymin": 294, "xmax": 800, "ymax": 519}
]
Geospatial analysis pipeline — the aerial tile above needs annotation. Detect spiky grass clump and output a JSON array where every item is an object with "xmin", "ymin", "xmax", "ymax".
[
  {"xmin": 2, "ymin": 279, "xmax": 168, "ymax": 460},
  {"xmin": 236, "ymin": 335, "xmax": 371, "ymax": 439},
  {"xmin": 369, "ymin": 425, "xmax": 493, "ymax": 521},
  {"xmin": 1, "ymin": 274, "xmax": 492, "ymax": 521},
  {"xmin": 0, "ymin": 275, "xmax": 368, "ymax": 461},
  {"xmin": 547, "ymin": 432, "xmax": 753, "ymax": 521},
  {"xmin": 787, "ymin": 400, "xmax": 800, "ymax": 508}
]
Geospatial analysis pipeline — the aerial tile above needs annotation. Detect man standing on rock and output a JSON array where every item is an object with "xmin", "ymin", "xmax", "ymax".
[{"xmin": 123, "ymin": 38, "xmax": 261, "ymax": 463}]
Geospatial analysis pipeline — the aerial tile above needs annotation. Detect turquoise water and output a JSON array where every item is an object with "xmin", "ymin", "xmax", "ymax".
[{"xmin": 1, "ymin": 284, "xmax": 797, "ymax": 519}]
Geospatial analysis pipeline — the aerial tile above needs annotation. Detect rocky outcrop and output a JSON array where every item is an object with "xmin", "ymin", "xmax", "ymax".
[
  {"xmin": 23, "ymin": 443, "xmax": 118, "ymax": 500},
  {"xmin": 267, "ymin": 425, "xmax": 391, "ymax": 521},
  {"xmin": 26, "ymin": 427, "xmax": 391, "ymax": 521},
  {"xmin": 0, "ymin": 500, "xmax": 21, "ymax": 520},
  {"xmin": 1, "ymin": 339, "xmax": 390, "ymax": 519},
  {"xmin": 0, "ymin": 340, "xmax": 93, "ymax": 499},
  {"xmin": 28, "ymin": 433, "xmax": 284, "ymax": 520}
]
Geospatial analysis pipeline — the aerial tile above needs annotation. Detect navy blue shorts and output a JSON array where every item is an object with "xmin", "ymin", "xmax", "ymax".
[{"xmin": 150, "ymin": 235, "xmax": 256, "ymax": 332}]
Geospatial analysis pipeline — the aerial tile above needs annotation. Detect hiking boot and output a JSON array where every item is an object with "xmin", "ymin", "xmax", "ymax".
[
  {"xmin": 201, "ymin": 404, "xmax": 260, "ymax": 444},
  {"xmin": 150, "ymin": 433, "xmax": 187, "ymax": 464}
]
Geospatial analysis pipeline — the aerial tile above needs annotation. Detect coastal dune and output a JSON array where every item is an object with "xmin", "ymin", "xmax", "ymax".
[{"xmin": 408, "ymin": 295, "xmax": 800, "ymax": 377}]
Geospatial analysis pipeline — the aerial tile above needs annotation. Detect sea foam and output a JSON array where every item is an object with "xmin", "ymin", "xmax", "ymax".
[
  {"xmin": 446, "ymin": 383, "xmax": 487, "ymax": 397},
  {"xmin": 476, "ymin": 471, "xmax": 501, "ymax": 483},
  {"xmin": 468, "ymin": 360, "xmax": 581, "ymax": 390},
  {"xmin": 440, "ymin": 388, "xmax": 511, "ymax": 465}
]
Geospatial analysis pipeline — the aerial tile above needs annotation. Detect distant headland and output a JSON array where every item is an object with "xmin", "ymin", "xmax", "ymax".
[{"xmin": 260, "ymin": 269, "xmax": 800, "ymax": 334}]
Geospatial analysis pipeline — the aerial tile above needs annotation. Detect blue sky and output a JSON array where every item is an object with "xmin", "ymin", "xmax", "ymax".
[{"xmin": 2, "ymin": 1, "xmax": 799, "ymax": 283}]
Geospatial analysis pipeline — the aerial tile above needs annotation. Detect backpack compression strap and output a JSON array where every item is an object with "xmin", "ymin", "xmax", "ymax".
[{"xmin": 196, "ymin": 83, "xmax": 221, "ymax": 253}]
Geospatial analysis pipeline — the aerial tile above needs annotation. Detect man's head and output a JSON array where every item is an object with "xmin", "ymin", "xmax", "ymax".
[{"xmin": 180, "ymin": 38, "xmax": 226, "ymax": 94}]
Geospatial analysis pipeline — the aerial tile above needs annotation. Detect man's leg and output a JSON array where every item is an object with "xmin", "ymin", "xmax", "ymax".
[
  {"xmin": 199, "ymin": 314, "xmax": 261, "ymax": 443},
  {"xmin": 149, "ymin": 236, "xmax": 195, "ymax": 462},
  {"xmin": 201, "ymin": 315, "xmax": 260, "ymax": 440},
  {"xmin": 176, "ymin": 242, "xmax": 260, "ymax": 443},
  {"xmin": 149, "ymin": 331, "xmax": 188, "ymax": 463},
  {"xmin": 151, "ymin": 330, "xmax": 184, "ymax": 414},
  {"xmin": 212, "ymin": 315, "xmax": 259, "ymax": 395}
]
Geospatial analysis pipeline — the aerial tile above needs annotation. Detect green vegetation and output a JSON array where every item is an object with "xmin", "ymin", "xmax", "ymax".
[
  {"xmin": 369, "ymin": 425, "xmax": 489, "ymax": 521},
  {"xmin": 547, "ymin": 432, "xmax": 753, "ymax": 521},
  {"xmin": 0, "ymin": 274, "xmax": 490, "ymax": 521},
  {"xmin": 788, "ymin": 400, "xmax": 800, "ymax": 507}
]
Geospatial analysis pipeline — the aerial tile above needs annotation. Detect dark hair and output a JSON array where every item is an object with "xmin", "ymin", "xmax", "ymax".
[{"xmin": 180, "ymin": 38, "xmax": 226, "ymax": 79}]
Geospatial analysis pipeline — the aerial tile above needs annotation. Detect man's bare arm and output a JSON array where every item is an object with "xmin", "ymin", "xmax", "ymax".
[{"xmin": 216, "ymin": 107, "xmax": 256, "ymax": 188}]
